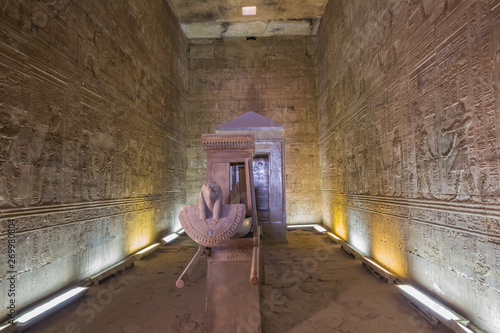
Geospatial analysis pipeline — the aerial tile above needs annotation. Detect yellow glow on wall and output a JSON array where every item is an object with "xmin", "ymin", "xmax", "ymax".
[
  {"xmin": 370, "ymin": 216, "xmax": 406, "ymax": 278},
  {"xmin": 328, "ymin": 196, "xmax": 409, "ymax": 279},
  {"xmin": 130, "ymin": 234, "xmax": 150, "ymax": 252},
  {"xmin": 127, "ymin": 211, "xmax": 156, "ymax": 254},
  {"xmin": 333, "ymin": 204, "xmax": 347, "ymax": 239},
  {"xmin": 371, "ymin": 252, "xmax": 405, "ymax": 278}
]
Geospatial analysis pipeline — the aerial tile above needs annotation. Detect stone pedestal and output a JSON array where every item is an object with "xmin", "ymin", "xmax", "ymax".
[{"xmin": 205, "ymin": 239, "xmax": 262, "ymax": 332}]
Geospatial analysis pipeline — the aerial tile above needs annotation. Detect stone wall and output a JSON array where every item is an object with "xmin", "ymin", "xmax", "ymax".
[
  {"xmin": 0, "ymin": 0, "xmax": 187, "ymax": 318},
  {"xmin": 318, "ymin": 0, "xmax": 500, "ymax": 331},
  {"xmin": 187, "ymin": 36, "xmax": 322, "ymax": 224}
]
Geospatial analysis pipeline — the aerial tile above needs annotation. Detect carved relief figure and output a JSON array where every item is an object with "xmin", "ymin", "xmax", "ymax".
[
  {"xmin": 392, "ymin": 129, "xmax": 403, "ymax": 197},
  {"xmin": 80, "ymin": 132, "xmax": 93, "ymax": 201},
  {"xmin": 413, "ymin": 98, "xmax": 439, "ymax": 199},
  {"xmin": 0, "ymin": 111, "xmax": 21, "ymax": 206},
  {"xmin": 31, "ymin": 106, "xmax": 63, "ymax": 204},
  {"xmin": 90, "ymin": 131, "xmax": 115, "ymax": 199},
  {"xmin": 415, "ymin": 122, "xmax": 439, "ymax": 199},
  {"xmin": 1, "ymin": 67, "xmax": 34, "ymax": 206},
  {"xmin": 355, "ymin": 146, "xmax": 367, "ymax": 194},
  {"xmin": 122, "ymin": 139, "xmax": 139, "ymax": 198},
  {"xmin": 373, "ymin": 123, "xmax": 385, "ymax": 196},
  {"xmin": 199, "ymin": 181, "xmax": 222, "ymax": 222},
  {"xmin": 441, "ymin": 101, "xmax": 474, "ymax": 201}
]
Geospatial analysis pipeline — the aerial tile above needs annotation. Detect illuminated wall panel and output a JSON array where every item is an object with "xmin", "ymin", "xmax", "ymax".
[
  {"xmin": 317, "ymin": 0, "xmax": 500, "ymax": 331},
  {"xmin": 0, "ymin": 0, "xmax": 188, "ymax": 318}
]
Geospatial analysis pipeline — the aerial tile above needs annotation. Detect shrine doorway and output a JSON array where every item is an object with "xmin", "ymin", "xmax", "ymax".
[{"xmin": 216, "ymin": 111, "xmax": 286, "ymax": 242}]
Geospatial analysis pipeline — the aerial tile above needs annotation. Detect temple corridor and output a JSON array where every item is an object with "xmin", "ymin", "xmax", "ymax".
[{"xmin": 1, "ymin": 0, "xmax": 499, "ymax": 331}]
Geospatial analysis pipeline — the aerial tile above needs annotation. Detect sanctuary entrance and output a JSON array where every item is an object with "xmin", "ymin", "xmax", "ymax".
[{"xmin": 216, "ymin": 111, "xmax": 286, "ymax": 242}]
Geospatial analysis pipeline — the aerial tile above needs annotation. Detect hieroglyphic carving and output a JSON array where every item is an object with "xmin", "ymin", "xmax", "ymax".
[
  {"xmin": 0, "ymin": 0, "xmax": 188, "ymax": 320},
  {"xmin": 319, "ymin": 0, "xmax": 500, "ymax": 331},
  {"xmin": 441, "ymin": 102, "xmax": 475, "ymax": 200}
]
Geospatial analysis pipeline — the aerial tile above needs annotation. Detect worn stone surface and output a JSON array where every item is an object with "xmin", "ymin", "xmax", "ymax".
[
  {"xmin": 261, "ymin": 230, "xmax": 451, "ymax": 333},
  {"xmin": 187, "ymin": 36, "xmax": 322, "ymax": 224},
  {"xmin": 0, "ymin": 0, "xmax": 188, "ymax": 319},
  {"xmin": 317, "ymin": 0, "xmax": 500, "ymax": 331},
  {"xmin": 21, "ymin": 239, "xmax": 207, "ymax": 333},
  {"xmin": 181, "ymin": 19, "xmax": 321, "ymax": 39},
  {"xmin": 166, "ymin": 0, "xmax": 326, "ymax": 38},
  {"xmin": 25, "ymin": 231, "xmax": 452, "ymax": 333}
]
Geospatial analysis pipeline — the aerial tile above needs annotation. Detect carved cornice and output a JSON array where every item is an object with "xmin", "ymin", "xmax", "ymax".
[
  {"xmin": 202, "ymin": 134, "xmax": 255, "ymax": 151},
  {"xmin": 0, "ymin": 193, "xmax": 184, "ymax": 235},
  {"xmin": 322, "ymin": 193, "xmax": 500, "ymax": 241}
]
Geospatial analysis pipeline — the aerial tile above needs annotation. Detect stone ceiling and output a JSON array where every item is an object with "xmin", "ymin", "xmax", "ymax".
[{"xmin": 164, "ymin": 0, "xmax": 329, "ymax": 39}]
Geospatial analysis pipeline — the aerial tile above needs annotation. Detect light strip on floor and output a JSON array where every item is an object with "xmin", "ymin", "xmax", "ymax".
[
  {"xmin": 88, "ymin": 256, "xmax": 135, "ymax": 285},
  {"xmin": 162, "ymin": 233, "xmax": 179, "ymax": 244},
  {"xmin": 326, "ymin": 232, "xmax": 342, "ymax": 241},
  {"xmin": 452, "ymin": 321, "xmax": 474, "ymax": 333},
  {"xmin": 287, "ymin": 224, "xmax": 319, "ymax": 229},
  {"xmin": 362, "ymin": 257, "xmax": 393, "ymax": 275},
  {"xmin": 135, "ymin": 243, "xmax": 160, "ymax": 260},
  {"xmin": 14, "ymin": 287, "xmax": 88, "ymax": 326},
  {"xmin": 340, "ymin": 242, "xmax": 360, "ymax": 258},
  {"xmin": 396, "ymin": 285, "xmax": 461, "ymax": 322},
  {"xmin": 177, "ymin": 229, "xmax": 185, "ymax": 235},
  {"xmin": 0, "ymin": 324, "xmax": 14, "ymax": 332},
  {"xmin": 360, "ymin": 256, "xmax": 397, "ymax": 283},
  {"xmin": 314, "ymin": 225, "xmax": 327, "ymax": 233}
]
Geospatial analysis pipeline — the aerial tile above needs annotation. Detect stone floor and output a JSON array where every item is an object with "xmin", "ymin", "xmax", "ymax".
[{"xmin": 24, "ymin": 229, "xmax": 452, "ymax": 333}]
